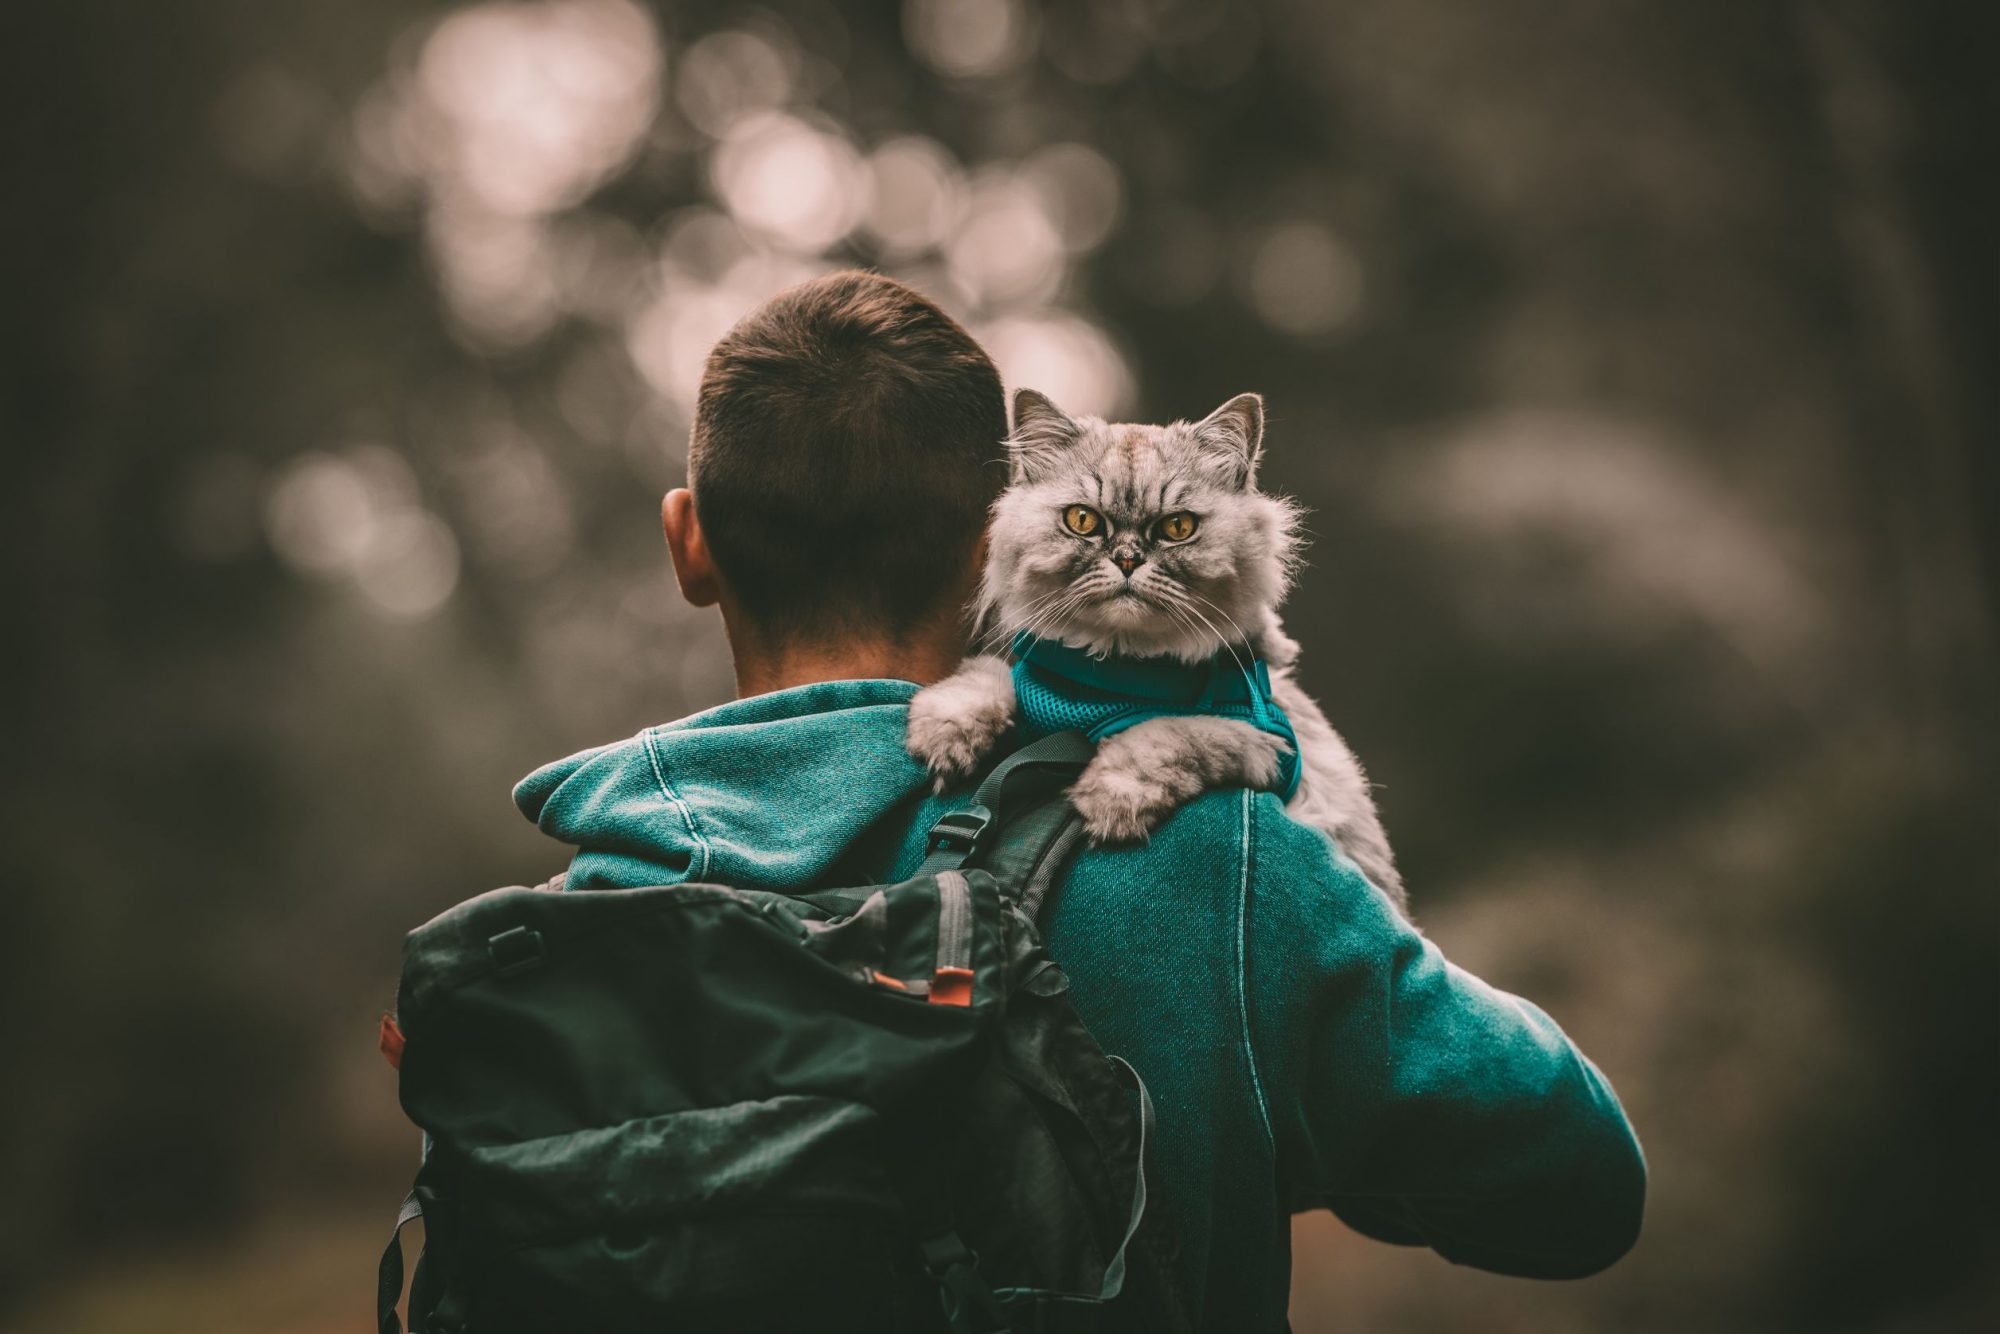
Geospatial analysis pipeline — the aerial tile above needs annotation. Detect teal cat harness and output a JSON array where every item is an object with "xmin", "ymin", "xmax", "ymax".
[{"xmin": 1010, "ymin": 632, "xmax": 1303, "ymax": 800}]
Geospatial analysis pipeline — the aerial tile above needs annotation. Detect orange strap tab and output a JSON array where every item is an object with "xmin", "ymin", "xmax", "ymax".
[
  {"xmin": 378, "ymin": 1012, "xmax": 405, "ymax": 1070},
  {"xmin": 928, "ymin": 966, "xmax": 974, "ymax": 1008}
]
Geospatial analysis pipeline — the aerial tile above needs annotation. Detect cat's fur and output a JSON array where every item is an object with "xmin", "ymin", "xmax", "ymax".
[{"xmin": 907, "ymin": 388, "xmax": 1408, "ymax": 913}]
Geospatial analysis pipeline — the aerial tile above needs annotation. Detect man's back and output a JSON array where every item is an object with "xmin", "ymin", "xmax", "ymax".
[{"xmin": 516, "ymin": 678, "xmax": 1645, "ymax": 1329}]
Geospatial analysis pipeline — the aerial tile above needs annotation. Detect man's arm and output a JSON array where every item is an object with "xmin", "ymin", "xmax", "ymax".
[{"xmin": 1249, "ymin": 803, "xmax": 1646, "ymax": 1278}]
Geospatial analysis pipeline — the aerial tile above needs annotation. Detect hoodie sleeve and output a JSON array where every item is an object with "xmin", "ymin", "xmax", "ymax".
[{"xmin": 1249, "ymin": 803, "xmax": 1647, "ymax": 1278}]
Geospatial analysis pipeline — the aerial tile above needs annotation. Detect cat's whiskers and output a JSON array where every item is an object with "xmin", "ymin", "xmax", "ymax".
[
  {"xmin": 1184, "ymin": 587, "xmax": 1254, "ymax": 650},
  {"xmin": 1183, "ymin": 588, "xmax": 1265, "ymax": 689},
  {"xmin": 978, "ymin": 585, "xmax": 1066, "ymax": 651},
  {"xmin": 1182, "ymin": 603, "xmax": 1252, "ymax": 682},
  {"xmin": 1156, "ymin": 600, "xmax": 1211, "ymax": 660},
  {"xmin": 1154, "ymin": 582, "xmax": 1252, "ymax": 682},
  {"xmin": 981, "ymin": 579, "xmax": 1092, "ymax": 652},
  {"xmin": 1000, "ymin": 580, "xmax": 1099, "ymax": 651}
]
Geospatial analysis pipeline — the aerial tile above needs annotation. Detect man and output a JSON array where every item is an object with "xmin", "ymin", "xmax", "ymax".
[{"xmin": 513, "ymin": 271, "xmax": 1645, "ymax": 1327}]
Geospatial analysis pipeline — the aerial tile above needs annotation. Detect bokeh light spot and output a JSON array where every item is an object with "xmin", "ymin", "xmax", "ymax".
[
  {"xmin": 353, "ymin": 511, "xmax": 462, "ymax": 619},
  {"xmin": 674, "ymin": 28, "xmax": 796, "ymax": 138},
  {"xmin": 427, "ymin": 205, "xmax": 562, "ymax": 348},
  {"xmin": 264, "ymin": 453, "xmax": 380, "ymax": 576},
  {"xmin": 904, "ymin": 0, "xmax": 1037, "ymax": 81},
  {"xmin": 711, "ymin": 112, "xmax": 865, "ymax": 253},
  {"xmin": 415, "ymin": 0, "xmax": 663, "ymax": 218},
  {"xmin": 862, "ymin": 136, "xmax": 967, "ymax": 257},
  {"xmin": 946, "ymin": 171, "xmax": 1065, "ymax": 308},
  {"xmin": 263, "ymin": 447, "xmax": 463, "ymax": 618},
  {"xmin": 979, "ymin": 313, "xmax": 1134, "ymax": 419},
  {"xmin": 1019, "ymin": 142, "xmax": 1124, "ymax": 254},
  {"xmin": 1245, "ymin": 220, "xmax": 1364, "ymax": 335}
]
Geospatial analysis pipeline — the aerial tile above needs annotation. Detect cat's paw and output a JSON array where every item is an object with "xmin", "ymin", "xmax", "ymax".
[
  {"xmin": 1068, "ymin": 763, "xmax": 1177, "ymax": 844},
  {"xmin": 1068, "ymin": 717, "xmax": 1291, "ymax": 843},
  {"xmin": 907, "ymin": 709, "xmax": 1005, "ymax": 790},
  {"xmin": 1230, "ymin": 727, "xmax": 1290, "ymax": 791},
  {"xmin": 906, "ymin": 656, "xmax": 1016, "ymax": 791}
]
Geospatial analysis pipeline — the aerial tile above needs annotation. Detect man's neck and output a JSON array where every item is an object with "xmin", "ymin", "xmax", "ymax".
[{"xmin": 728, "ymin": 636, "xmax": 968, "ymax": 700}]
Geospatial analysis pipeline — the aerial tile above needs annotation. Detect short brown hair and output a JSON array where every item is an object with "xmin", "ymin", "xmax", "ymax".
[{"xmin": 689, "ymin": 271, "xmax": 1007, "ymax": 639}]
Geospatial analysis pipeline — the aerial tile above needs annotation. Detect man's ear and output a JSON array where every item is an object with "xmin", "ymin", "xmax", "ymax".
[
  {"xmin": 1008, "ymin": 388, "xmax": 1081, "ymax": 483},
  {"xmin": 662, "ymin": 488, "xmax": 721, "ymax": 607},
  {"xmin": 1192, "ymin": 392, "xmax": 1265, "ymax": 488}
]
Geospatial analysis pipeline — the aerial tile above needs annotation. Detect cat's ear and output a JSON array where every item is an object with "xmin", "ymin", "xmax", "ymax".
[
  {"xmin": 1008, "ymin": 388, "xmax": 1081, "ymax": 482},
  {"xmin": 1192, "ymin": 392, "xmax": 1265, "ymax": 487}
]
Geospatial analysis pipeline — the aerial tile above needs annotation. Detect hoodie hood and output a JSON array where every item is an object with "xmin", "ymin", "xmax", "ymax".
[{"xmin": 514, "ymin": 678, "xmax": 963, "ymax": 892}]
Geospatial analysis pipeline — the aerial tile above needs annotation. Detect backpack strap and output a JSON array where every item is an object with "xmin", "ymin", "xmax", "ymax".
[
  {"xmin": 918, "ymin": 730, "xmax": 1092, "ymax": 916},
  {"xmin": 376, "ymin": 1189, "xmax": 421, "ymax": 1334},
  {"xmin": 975, "ymin": 1057, "xmax": 1163, "ymax": 1324},
  {"xmin": 1063, "ymin": 1055, "xmax": 1158, "ymax": 1306}
]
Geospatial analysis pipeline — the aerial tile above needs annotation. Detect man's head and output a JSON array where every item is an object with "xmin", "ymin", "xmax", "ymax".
[{"xmin": 663, "ymin": 271, "xmax": 1007, "ymax": 688}]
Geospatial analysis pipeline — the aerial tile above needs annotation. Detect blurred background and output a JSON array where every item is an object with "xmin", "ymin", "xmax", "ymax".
[{"xmin": 4, "ymin": 0, "xmax": 1995, "ymax": 1329}]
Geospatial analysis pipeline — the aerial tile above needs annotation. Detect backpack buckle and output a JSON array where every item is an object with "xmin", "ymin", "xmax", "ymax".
[
  {"xmin": 926, "ymin": 805, "xmax": 994, "ymax": 858},
  {"xmin": 921, "ymin": 1231, "xmax": 977, "ymax": 1276},
  {"xmin": 488, "ymin": 926, "xmax": 547, "ymax": 979},
  {"xmin": 921, "ymin": 1231, "xmax": 1006, "ymax": 1332}
]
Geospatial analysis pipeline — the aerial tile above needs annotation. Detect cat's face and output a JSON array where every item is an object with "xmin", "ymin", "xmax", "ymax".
[{"xmin": 981, "ymin": 389, "xmax": 1300, "ymax": 662}]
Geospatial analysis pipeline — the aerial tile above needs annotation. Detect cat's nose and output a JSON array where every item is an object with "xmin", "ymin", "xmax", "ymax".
[{"xmin": 1113, "ymin": 553, "xmax": 1144, "ymax": 577}]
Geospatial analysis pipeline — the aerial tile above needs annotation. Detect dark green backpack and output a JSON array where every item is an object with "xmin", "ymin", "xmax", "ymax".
[{"xmin": 377, "ymin": 732, "xmax": 1191, "ymax": 1334}]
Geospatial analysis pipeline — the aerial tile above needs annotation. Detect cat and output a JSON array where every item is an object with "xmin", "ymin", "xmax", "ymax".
[{"xmin": 906, "ymin": 388, "xmax": 1408, "ymax": 914}]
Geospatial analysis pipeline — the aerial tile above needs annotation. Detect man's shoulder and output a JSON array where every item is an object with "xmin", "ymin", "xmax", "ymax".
[{"xmin": 1065, "ymin": 787, "xmax": 1392, "ymax": 923}]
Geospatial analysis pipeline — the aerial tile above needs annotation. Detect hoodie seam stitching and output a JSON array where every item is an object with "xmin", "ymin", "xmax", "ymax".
[
  {"xmin": 1237, "ymin": 788, "xmax": 1276, "ymax": 1155},
  {"xmin": 641, "ymin": 729, "xmax": 712, "ymax": 881}
]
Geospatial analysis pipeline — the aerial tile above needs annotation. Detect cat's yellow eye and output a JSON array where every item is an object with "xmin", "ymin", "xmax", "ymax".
[
  {"xmin": 1157, "ymin": 511, "xmax": 1200, "ymax": 542},
  {"xmin": 1062, "ymin": 505, "xmax": 1103, "ymax": 537}
]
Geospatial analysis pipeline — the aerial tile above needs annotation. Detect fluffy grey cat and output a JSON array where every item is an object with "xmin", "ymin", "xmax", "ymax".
[{"xmin": 906, "ymin": 388, "xmax": 1407, "ymax": 913}]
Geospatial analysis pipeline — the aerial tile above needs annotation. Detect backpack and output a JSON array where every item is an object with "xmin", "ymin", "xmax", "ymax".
[{"xmin": 376, "ymin": 731, "xmax": 1193, "ymax": 1334}]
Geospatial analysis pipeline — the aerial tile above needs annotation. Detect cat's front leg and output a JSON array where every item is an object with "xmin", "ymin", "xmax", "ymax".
[
  {"xmin": 906, "ymin": 655, "xmax": 1018, "ymax": 791},
  {"xmin": 1068, "ymin": 716, "xmax": 1290, "ymax": 843}
]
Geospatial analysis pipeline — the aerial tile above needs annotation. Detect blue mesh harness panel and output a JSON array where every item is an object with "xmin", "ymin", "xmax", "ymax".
[{"xmin": 1010, "ymin": 633, "xmax": 1302, "ymax": 801}]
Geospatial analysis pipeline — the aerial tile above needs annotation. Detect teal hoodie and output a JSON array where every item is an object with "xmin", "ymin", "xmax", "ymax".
[{"xmin": 515, "ymin": 678, "xmax": 1646, "ymax": 1328}]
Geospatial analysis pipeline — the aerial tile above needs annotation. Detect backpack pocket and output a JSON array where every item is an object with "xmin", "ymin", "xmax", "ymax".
[{"xmin": 445, "ymin": 1094, "xmax": 936, "ymax": 1333}]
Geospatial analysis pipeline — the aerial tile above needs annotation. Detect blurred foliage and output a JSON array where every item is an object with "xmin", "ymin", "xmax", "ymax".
[{"xmin": 3, "ymin": 1, "xmax": 1995, "ymax": 1330}]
